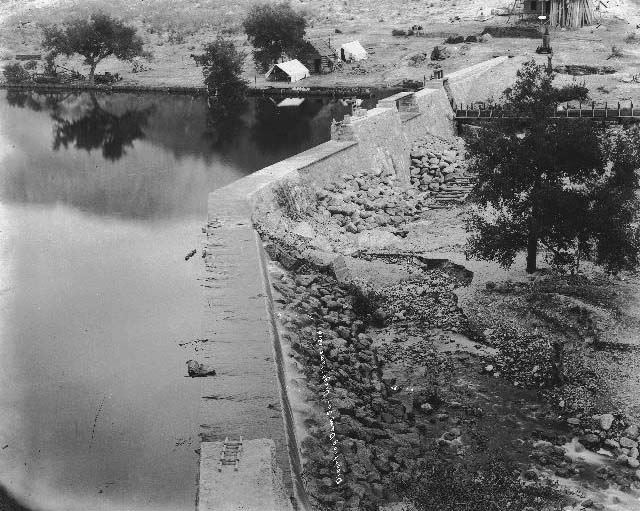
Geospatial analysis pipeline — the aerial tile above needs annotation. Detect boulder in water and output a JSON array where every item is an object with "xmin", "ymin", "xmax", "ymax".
[{"xmin": 186, "ymin": 360, "xmax": 216, "ymax": 377}]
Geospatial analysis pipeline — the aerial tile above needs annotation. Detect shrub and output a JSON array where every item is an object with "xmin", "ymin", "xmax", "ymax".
[
  {"xmin": 554, "ymin": 64, "xmax": 615, "ymax": 75},
  {"xmin": 43, "ymin": 52, "xmax": 57, "ymax": 75},
  {"xmin": 431, "ymin": 45, "xmax": 446, "ymax": 61},
  {"xmin": 481, "ymin": 26, "xmax": 540, "ymax": 38},
  {"xmin": 465, "ymin": 35, "xmax": 478, "ymax": 43},
  {"xmin": 3, "ymin": 63, "xmax": 31, "ymax": 83},
  {"xmin": 624, "ymin": 32, "xmax": 640, "ymax": 44},
  {"xmin": 444, "ymin": 34, "xmax": 465, "ymax": 44},
  {"xmin": 554, "ymin": 82, "xmax": 589, "ymax": 103},
  {"xmin": 408, "ymin": 52, "xmax": 428, "ymax": 66},
  {"xmin": 272, "ymin": 180, "xmax": 314, "ymax": 220},
  {"xmin": 167, "ymin": 29, "xmax": 185, "ymax": 44},
  {"xmin": 392, "ymin": 28, "xmax": 407, "ymax": 36},
  {"xmin": 609, "ymin": 45, "xmax": 623, "ymax": 58}
]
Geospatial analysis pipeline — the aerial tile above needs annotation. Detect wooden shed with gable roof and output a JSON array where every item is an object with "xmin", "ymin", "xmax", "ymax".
[
  {"xmin": 298, "ymin": 38, "xmax": 338, "ymax": 74},
  {"xmin": 265, "ymin": 59, "xmax": 310, "ymax": 82}
]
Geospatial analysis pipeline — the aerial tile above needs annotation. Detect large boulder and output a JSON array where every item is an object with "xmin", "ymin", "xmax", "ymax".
[{"xmin": 186, "ymin": 360, "xmax": 216, "ymax": 377}]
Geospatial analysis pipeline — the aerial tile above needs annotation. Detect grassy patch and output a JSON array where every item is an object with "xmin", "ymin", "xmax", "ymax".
[
  {"xmin": 394, "ymin": 448, "xmax": 566, "ymax": 511},
  {"xmin": 271, "ymin": 179, "xmax": 315, "ymax": 220}
]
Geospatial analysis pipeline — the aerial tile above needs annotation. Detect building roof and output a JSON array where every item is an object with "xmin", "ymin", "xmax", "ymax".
[
  {"xmin": 265, "ymin": 59, "xmax": 310, "ymax": 82},
  {"xmin": 305, "ymin": 38, "xmax": 336, "ymax": 57},
  {"xmin": 277, "ymin": 98, "xmax": 305, "ymax": 107}
]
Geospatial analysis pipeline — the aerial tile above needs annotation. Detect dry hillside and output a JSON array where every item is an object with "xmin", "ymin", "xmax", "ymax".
[{"xmin": 0, "ymin": 0, "xmax": 639, "ymax": 100}]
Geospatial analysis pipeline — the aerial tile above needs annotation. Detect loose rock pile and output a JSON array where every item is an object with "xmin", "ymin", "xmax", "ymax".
[
  {"xmin": 306, "ymin": 136, "xmax": 475, "ymax": 239},
  {"xmin": 314, "ymin": 172, "xmax": 426, "ymax": 234},
  {"xmin": 409, "ymin": 138, "xmax": 475, "ymax": 208}
]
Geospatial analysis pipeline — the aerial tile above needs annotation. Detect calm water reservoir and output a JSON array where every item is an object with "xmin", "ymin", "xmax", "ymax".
[{"xmin": 0, "ymin": 90, "xmax": 357, "ymax": 511}]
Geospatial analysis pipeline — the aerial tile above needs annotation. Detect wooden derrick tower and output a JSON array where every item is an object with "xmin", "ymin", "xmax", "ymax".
[
  {"xmin": 549, "ymin": 0, "xmax": 595, "ymax": 27},
  {"xmin": 510, "ymin": 0, "xmax": 595, "ymax": 27}
]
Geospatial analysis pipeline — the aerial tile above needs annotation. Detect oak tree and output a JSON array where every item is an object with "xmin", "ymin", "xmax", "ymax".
[
  {"xmin": 465, "ymin": 60, "xmax": 640, "ymax": 273},
  {"xmin": 43, "ymin": 13, "xmax": 144, "ymax": 84},
  {"xmin": 242, "ymin": 2, "xmax": 307, "ymax": 71}
]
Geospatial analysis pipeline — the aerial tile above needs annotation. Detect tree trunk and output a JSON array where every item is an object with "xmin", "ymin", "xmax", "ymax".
[
  {"xmin": 88, "ymin": 62, "xmax": 97, "ymax": 84},
  {"xmin": 526, "ymin": 230, "xmax": 537, "ymax": 273}
]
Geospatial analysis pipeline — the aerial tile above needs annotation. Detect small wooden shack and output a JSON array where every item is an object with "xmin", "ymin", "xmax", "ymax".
[
  {"xmin": 299, "ymin": 39, "xmax": 337, "ymax": 74},
  {"xmin": 515, "ymin": 0, "xmax": 595, "ymax": 27}
]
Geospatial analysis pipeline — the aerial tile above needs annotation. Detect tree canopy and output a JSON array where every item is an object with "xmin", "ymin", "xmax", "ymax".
[
  {"xmin": 242, "ymin": 2, "xmax": 307, "ymax": 71},
  {"xmin": 192, "ymin": 37, "xmax": 248, "ymax": 100},
  {"xmin": 42, "ymin": 13, "xmax": 144, "ymax": 83},
  {"xmin": 465, "ymin": 60, "xmax": 640, "ymax": 274}
]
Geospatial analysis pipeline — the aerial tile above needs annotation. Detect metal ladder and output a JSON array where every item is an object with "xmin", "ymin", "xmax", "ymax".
[{"xmin": 217, "ymin": 436, "xmax": 243, "ymax": 472}]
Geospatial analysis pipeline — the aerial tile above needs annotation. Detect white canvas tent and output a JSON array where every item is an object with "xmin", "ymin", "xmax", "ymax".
[
  {"xmin": 340, "ymin": 41, "xmax": 368, "ymax": 62},
  {"xmin": 265, "ymin": 59, "xmax": 310, "ymax": 83},
  {"xmin": 277, "ymin": 98, "xmax": 305, "ymax": 107}
]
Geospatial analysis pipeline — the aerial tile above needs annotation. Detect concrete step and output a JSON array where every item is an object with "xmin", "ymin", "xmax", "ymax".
[{"xmin": 198, "ymin": 439, "xmax": 293, "ymax": 511}]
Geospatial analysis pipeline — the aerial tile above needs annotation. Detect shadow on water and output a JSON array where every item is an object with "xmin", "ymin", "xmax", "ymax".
[{"xmin": 0, "ymin": 485, "xmax": 36, "ymax": 511}]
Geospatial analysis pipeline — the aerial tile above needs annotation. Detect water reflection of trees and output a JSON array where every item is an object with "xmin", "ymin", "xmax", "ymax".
[
  {"xmin": 6, "ymin": 91, "xmax": 153, "ymax": 161},
  {"xmin": 52, "ymin": 96, "xmax": 153, "ymax": 161},
  {"xmin": 250, "ymin": 98, "xmax": 320, "ymax": 152},
  {"xmin": 202, "ymin": 93, "xmax": 248, "ymax": 149}
]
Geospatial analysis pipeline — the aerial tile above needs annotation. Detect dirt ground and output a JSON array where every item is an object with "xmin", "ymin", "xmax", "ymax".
[{"xmin": 1, "ymin": 0, "xmax": 639, "ymax": 103}]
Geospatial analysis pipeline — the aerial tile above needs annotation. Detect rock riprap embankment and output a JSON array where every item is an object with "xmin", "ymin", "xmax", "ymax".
[{"xmin": 269, "ymin": 255, "xmax": 478, "ymax": 511}]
